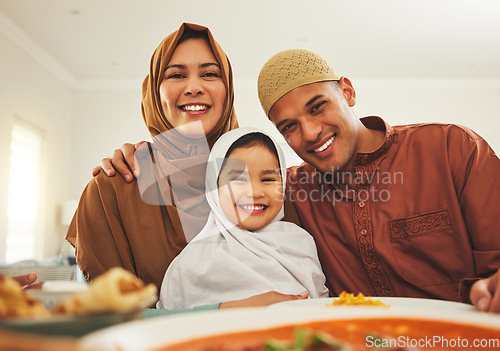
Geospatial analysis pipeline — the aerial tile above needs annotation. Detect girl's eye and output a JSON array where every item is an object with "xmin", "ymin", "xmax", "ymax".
[
  {"xmin": 311, "ymin": 101, "xmax": 327, "ymax": 114},
  {"xmin": 231, "ymin": 177, "xmax": 247, "ymax": 182},
  {"xmin": 263, "ymin": 176, "xmax": 281, "ymax": 182}
]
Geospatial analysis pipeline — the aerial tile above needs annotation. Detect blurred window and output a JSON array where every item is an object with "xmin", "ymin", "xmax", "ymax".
[{"xmin": 5, "ymin": 117, "xmax": 45, "ymax": 264}]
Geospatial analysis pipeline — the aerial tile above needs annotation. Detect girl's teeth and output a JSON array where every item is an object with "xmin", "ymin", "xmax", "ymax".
[
  {"xmin": 240, "ymin": 205, "xmax": 265, "ymax": 211},
  {"xmin": 314, "ymin": 136, "xmax": 335, "ymax": 153}
]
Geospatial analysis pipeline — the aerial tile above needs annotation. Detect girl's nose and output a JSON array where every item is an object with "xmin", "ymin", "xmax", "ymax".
[{"xmin": 246, "ymin": 184, "xmax": 264, "ymax": 198}]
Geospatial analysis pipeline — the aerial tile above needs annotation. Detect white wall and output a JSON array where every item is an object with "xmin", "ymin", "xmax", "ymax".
[
  {"xmin": 353, "ymin": 79, "xmax": 500, "ymax": 154},
  {"xmin": 0, "ymin": 32, "xmax": 72, "ymax": 261},
  {"xmin": 69, "ymin": 88, "xmax": 148, "ymax": 199}
]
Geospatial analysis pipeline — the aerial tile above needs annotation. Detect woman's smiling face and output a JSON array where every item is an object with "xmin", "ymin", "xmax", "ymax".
[
  {"xmin": 159, "ymin": 38, "xmax": 226, "ymax": 138},
  {"xmin": 218, "ymin": 144, "xmax": 283, "ymax": 231}
]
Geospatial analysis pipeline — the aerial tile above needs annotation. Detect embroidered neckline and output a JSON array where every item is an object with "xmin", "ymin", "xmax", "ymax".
[{"xmin": 354, "ymin": 116, "xmax": 396, "ymax": 166}]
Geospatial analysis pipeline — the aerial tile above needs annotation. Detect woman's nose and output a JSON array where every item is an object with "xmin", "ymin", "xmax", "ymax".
[{"xmin": 184, "ymin": 77, "xmax": 204, "ymax": 96}]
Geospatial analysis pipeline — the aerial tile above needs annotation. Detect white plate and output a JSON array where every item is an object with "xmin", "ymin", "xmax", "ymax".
[
  {"xmin": 268, "ymin": 296, "xmax": 478, "ymax": 312},
  {"xmin": 79, "ymin": 306, "xmax": 500, "ymax": 351}
]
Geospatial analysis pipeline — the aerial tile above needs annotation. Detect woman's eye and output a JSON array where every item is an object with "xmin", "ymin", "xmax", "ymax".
[
  {"xmin": 167, "ymin": 73, "xmax": 184, "ymax": 79},
  {"xmin": 311, "ymin": 101, "xmax": 327, "ymax": 114},
  {"xmin": 202, "ymin": 71, "xmax": 221, "ymax": 79}
]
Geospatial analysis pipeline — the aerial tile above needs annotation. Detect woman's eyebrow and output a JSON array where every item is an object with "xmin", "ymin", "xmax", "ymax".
[
  {"xmin": 165, "ymin": 63, "xmax": 186, "ymax": 70},
  {"xmin": 201, "ymin": 62, "xmax": 221, "ymax": 69},
  {"xmin": 165, "ymin": 62, "xmax": 221, "ymax": 70}
]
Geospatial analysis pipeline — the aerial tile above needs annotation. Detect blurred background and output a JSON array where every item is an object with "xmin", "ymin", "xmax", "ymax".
[{"xmin": 0, "ymin": 0, "xmax": 499, "ymax": 265}]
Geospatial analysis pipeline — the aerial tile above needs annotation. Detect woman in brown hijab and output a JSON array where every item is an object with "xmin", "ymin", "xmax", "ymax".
[{"xmin": 66, "ymin": 23, "xmax": 239, "ymax": 292}]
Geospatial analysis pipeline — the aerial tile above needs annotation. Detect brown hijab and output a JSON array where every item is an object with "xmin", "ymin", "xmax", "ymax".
[
  {"xmin": 66, "ymin": 23, "xmax": 238, "ymax": 292},
  {"xmin": 142, "ymin": 22, "xmax": 238, "ymax": 145}
]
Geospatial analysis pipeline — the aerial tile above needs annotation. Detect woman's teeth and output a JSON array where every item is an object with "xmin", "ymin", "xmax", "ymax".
[
  {"xmin": 182, "ymin": 105, "xmax": 208, "ymax": 111},
  {"xmin": 314, "ymin": 135, "xmax": 335, "ymax": 153}
]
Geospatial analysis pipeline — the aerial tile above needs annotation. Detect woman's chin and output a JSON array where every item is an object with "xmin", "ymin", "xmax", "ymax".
[{"xmin": 175, "ymin": 121, "xmax": 208, "ymax": 139}]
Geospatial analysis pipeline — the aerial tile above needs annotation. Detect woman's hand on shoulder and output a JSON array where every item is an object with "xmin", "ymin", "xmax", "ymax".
[
  {"xmin": 470, "ymin": 268, "xmax": 500, "ymax": 313},
  {"xmin": 92, "ymin": 141, "xmax": 148, "ymax": 182},
  {"xmin": 218, "ymin": 291, "xmax": 309, "ymax": 309}
]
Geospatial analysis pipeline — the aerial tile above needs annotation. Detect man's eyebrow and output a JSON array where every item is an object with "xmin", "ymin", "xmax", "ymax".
[
  {"xmin": 306, "ymin": 95, "xmax": 323, "ymax": 106},
  {"xmin": 275, "ymin": 119, "xmax": 290, "ymax": 131},
  {"xmin": 275, "ymin": 95, "xmax": 324, "ymax": 131}
]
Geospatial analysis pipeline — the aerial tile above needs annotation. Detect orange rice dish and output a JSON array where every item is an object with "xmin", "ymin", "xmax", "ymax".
[{"xmin": 327, "ymin": 291, "xmax": 389, "ymax": 307}]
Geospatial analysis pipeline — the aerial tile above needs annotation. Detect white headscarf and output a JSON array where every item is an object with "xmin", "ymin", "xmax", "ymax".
[{"xmin": 157, "ymin": 128, "xmax": 329, "ymax": 309}]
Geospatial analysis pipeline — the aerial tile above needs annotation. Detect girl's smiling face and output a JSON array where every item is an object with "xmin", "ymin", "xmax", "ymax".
[{"xmin": 218, "ymin": 144, "xmax": 283, "ymax": 231}]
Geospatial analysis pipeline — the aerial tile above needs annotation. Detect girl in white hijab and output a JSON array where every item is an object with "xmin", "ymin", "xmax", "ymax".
[{"xmin": 157, "ymin": 128, "xmax": 329, "ymax": 309}]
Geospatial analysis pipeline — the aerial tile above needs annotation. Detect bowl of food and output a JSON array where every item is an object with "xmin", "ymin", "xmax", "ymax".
[
  {"xmin": 80, "ymin": 305, "xmax": 500, "ymax": 351},
  {"xmin": 0, "ymin": 268, "xmax": 157, "ymax": 336}
]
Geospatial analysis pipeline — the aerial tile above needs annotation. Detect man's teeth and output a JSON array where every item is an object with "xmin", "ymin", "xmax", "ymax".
[
  {"xmin": 182, "ymin": 105, "xmax": 207, "ymax": 111},
  {"xmin": 314, "ymin": 136, "xmax": 335, "ymax": 153},
  {"xmin": 239, "ymin": 204, "xmax": 266, "ymax": 211}
]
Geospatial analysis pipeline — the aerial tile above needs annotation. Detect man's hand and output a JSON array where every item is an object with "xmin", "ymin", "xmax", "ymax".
[
  {"xmin": 92, "ymin": 141, "xmax": 147, "ymax": 182},
  {"xmin": 470, "ymin": 269, "xmax": 500, "ymax": 313},
  {"xmin": 219, "ymin": 290, "xmax": 309, "ymax": 309}
]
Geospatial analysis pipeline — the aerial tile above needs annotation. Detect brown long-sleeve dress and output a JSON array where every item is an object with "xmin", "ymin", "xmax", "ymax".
[{"xmin": 66, "ymin": 23, "xmax": 240, "ymax": 291}]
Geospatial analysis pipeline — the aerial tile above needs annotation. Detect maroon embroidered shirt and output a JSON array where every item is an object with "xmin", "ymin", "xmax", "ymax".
[{"xmin": 287, "ymin": 116, "xmax": 500, "ymax": 302}]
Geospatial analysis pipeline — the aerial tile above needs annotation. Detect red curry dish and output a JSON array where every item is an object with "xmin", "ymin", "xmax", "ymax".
[{"xmin": 155, "ymin": 317, "xmax": 500, "ymax": 351}]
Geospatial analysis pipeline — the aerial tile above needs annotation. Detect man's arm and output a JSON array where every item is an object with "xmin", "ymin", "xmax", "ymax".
[{"xmin": 92, "ymin": 142, "xmax": 147, "ymax": 182}]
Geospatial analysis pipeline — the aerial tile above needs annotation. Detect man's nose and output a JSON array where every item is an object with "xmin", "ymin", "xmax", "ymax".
[{"xmin": 301, "ymin": 117, "xmax": 322, "ymax": 142}]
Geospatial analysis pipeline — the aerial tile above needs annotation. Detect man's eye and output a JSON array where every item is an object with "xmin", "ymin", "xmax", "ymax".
[
  {"xmin": 281, "ymin": 122, "xmax": 296, "ymax": 134},
  {"xmin": 311, "ymin": 101, "xmax": 326, "ymax": 114}
]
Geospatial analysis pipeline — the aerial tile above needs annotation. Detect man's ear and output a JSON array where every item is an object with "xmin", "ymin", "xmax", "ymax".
[{"xmin": 339, "ymin": 77, "xmax": 356, "ymax": 107}]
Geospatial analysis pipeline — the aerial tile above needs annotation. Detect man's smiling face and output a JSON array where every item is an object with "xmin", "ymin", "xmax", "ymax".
[{"xmin": 269, "ymin": 79, "xmax": 361, "ymax": 173}]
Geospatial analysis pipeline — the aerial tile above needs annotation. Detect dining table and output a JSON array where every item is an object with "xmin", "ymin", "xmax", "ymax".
[{"xmin": 2, "ymin": 297, "xmax": 500, "ymax": 351}]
